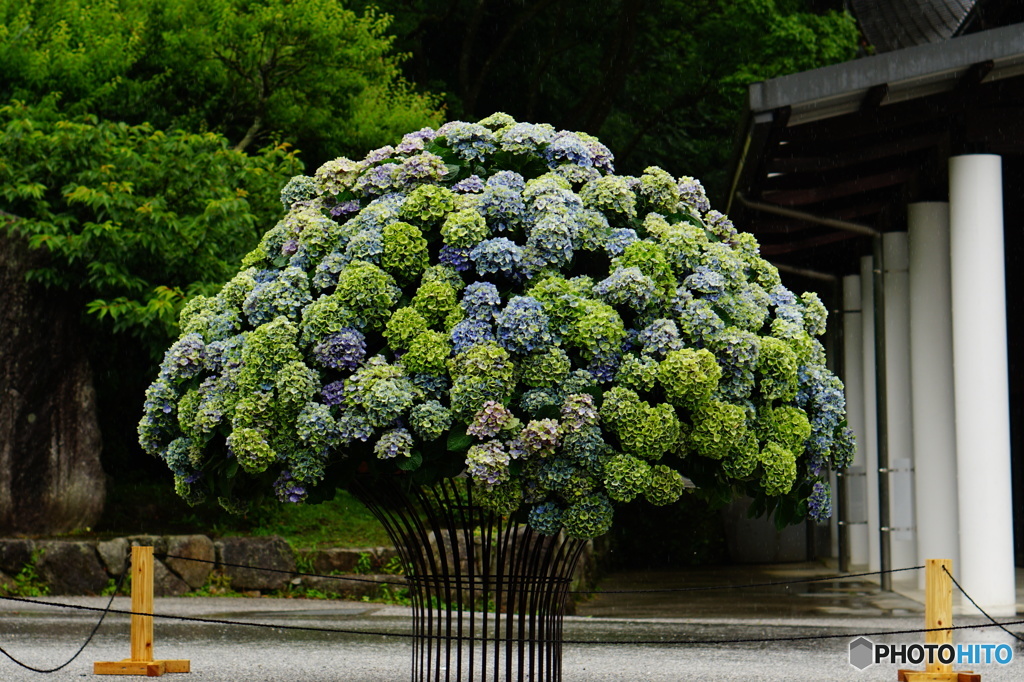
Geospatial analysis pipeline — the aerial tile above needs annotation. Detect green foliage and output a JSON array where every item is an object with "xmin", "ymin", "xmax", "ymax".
[
  {"xmin": 0, "ymin": 0, "xmax": 444, "ymax": 165},
  {"xmin": 0, "ymin": 98, "xmax": 300, "ymax": 349},
  {"xmin": 0, "ymin": 550, "xmax": 50, "ymax": 598}
]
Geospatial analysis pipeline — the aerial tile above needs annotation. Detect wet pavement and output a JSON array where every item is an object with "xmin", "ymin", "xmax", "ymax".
[{"xmin": 2, "ymin": 563, "xmax": 1023, "ymax": 681}]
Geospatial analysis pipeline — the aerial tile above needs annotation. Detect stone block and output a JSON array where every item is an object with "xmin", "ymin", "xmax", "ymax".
[
  {"xmin": 35, "ymin": 541, "xmax": 109, "ymax": 595},
  {"xmin": 96, "ymin": 537, "xmax": 130, "ymax": 576},
  {"xmin": 164, "ymin": 535, "xmax": 215, "ymax": 589},
  {"xmin": 311, "ymin": 548, "xmax": 372, "ymax": 575},
  {"xmin": 0, "ymin": 538, "xmax": 34, "ymax": 575},
  {"xmin": 153, "ymin": 558, "xmax": 190, "ymax": 597},
  {"xmin": 217, "ymin": 536, "xmax": 295, "ymax": 591},
  {"xmin": 126, "ymin": 535, "xmax": 167, "ymax": 555},
  {"xmin": 299, "ymin": 574, "xmax": 400, "ymax": 600}
]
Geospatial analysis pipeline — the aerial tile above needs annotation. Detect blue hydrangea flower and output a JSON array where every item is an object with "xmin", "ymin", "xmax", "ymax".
[
  {"xmin": 471, "ymin": 237, "xmax": 523, "ymax": 278},
  {"xmin": 677, "ymin": 176, "xmax": 710, "ymax": 214},
  {"xmin": 437, "ymin": 121, "xmax": 497, "ymax": 162},
  {"xmin": 375, "ymin": 427, "xmax": 414, "ymax": 459},
  {"xmin": 479, "ymin": 179, "xmax": 526, "ymax": 232},
  {"xmin": 807, "ymin": 480, "xmax": 832, "ymax": 522},
  {"xmin": 528, "ymin": 502, "xmax": 565, "ymax": 535},
  {"xmin": 467, "ymin": 401, "xmax": 514, "ymax": 438},
  {"xmin": 544, "ymin": 131, "xmax": 593, "ymax": 167},
  {"xmin": 685, "ymin": 266, "xmax": 726, "ymax": 299},
  {"xmin": 604, "ymin": 228, "xmax": 638, "ymax": 258},
  {"xmin": 594, "ymin": 267, "xmax": 657, "ymax": 310},
  {"xmin": 638, "ymin": 319, "xmax": 683, "ymax": 357},
  {"xmin": 500, "ymin": 122, "xmax": 556, "ymax": 155},
  {"xmin": 466, "ymin": 439, "xmax": 511, "ymax": 486},
  {"xmin": 460, "ymin": 282, "xmax": 502, "ymax": 321},
  {"xmin": 495, "ymin": 296, "xmax": 553, "ymax": 354},
  {"xmin": 450, "ymin": 318, "xmax": 496, "ymax": 354},
  {"xmin": 321, "ymin": 380, "xmax": 346, "ymax": 406}
]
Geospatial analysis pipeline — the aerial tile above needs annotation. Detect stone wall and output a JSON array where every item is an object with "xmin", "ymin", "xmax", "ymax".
[{"xmin": 0, "ymin": 535, "xmax": 398, "ymax": 599}]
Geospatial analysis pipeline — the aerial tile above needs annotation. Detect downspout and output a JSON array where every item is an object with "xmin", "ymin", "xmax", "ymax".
[{"xmin": 734, "ymin": 193, "xmax": 894, "ymax": 590}]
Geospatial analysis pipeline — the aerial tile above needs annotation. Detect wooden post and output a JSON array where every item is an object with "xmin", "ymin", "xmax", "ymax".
[
  {"xmin": 897, "ymin": 559, "xmax": 978, "ymax": 682},
  {"xmin": 94, "ymin": 546, "xmax": 191, "ymax": 676}
]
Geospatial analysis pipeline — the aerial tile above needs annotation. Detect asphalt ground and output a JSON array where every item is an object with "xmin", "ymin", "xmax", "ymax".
[{"xmin": 2, "ymin": 564, "xmax": 1023, "ymax": 681}]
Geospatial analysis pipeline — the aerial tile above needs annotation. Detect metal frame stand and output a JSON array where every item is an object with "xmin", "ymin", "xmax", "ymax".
[{"xmin": 352, "ymin": 477, "xmax": 586, "ymax": 682}]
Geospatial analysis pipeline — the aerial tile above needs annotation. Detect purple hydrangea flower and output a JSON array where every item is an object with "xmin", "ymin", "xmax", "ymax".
[
  {"xmin": 396, "ymin": 127, "xmax": 437, "ymax": 154},
  {"xmin": 453, "ymin": 175, "xmax": 485, "ymax": 193},
  {"xmin": 321, "ymin": 380, "xmax": 346, "ymax": 406},
  {"xmin": 544, "ymin": 132, "xmax": 593, "ymax": 167},
  {"xmin": 439, "ymin": 244, "xmax": 472, "ymax": 271},
  {"xmin": 330, "ymin": 200, "xmax": 361, "ymax": 217},
  {"xmin": 313, "ymin": 328, "xmax": 367, "ymax": 371},
  {"xmin": 467, "ymin": 400, "xmax": 514, "ymax": 438}
]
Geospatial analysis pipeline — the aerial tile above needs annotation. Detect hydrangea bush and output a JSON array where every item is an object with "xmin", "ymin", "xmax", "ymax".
[{"xmin": 139, "ymin": 114, "xmax": 853, "ymax": 538}]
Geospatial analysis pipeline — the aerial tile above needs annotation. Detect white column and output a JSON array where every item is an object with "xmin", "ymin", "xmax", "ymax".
[
  {"xmin": 860, "ymin": 256, "xmax": 881, "ymax": 572},
  {"xmin": 843, "ymin": 274, "xmax": 870, "ymax": 565},
  {"xmin": 949, "ymin": 154, "xmax": 1016, "ymax": 616},
  {"xmin": 883, "ymin": 232, "xmax": 917, "ymax": 574},
  {"xmin": 908, "ymin": 202, "xmax": 959, "ymax": 587}
]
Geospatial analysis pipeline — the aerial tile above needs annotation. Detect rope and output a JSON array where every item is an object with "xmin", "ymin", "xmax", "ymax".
[
  {"xmin": 943, "ymin": 565, "xmax": 1024, "ymax": 644},
  {"xmin": 158, "ymin": 552, "xmax": 924, "ymax": 594},
  {"xmin": 0, "ymin": 549, "xmax": 130, "ymax": 673},
  {"xmin": 3, "ymin": 592, "xmax": 1023, "ymax": 647}
]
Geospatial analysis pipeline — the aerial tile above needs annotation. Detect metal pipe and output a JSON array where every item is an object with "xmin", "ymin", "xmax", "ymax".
[
  {"xmin": 771, "ymin": 261, "xmax": 839, "ymax": 283},
  {"xmin": 734, "ymin": 193, "xmax": 881, "ymax": 237},
  {"xmin": 872, "ymin": 235, "xmax": 893, "ymax": 592}
]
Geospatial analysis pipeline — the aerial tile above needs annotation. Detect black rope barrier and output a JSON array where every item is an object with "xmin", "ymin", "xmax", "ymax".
[
  {"xmin": 2, "ymin": 592, "xmax": 1024, "ymax": 648},
  {"xmin": 157, "ymin": 552, "xmax": 925, "ymax": 595},
  {"xmin": 943, "ymin": 565, "xmax": 1024, "ymax": 645},
  {"xmin": 0, "ymin": 549, "xmax": 130, "ymax": 674}
]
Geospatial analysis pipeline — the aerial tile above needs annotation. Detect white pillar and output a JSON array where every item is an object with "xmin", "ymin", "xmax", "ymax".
[
  {"xmin": 883, "ymin": 232, "xmax": 917, "ymax": 574},
  {"xmin": 860, "ymin": 256, "xmax": 881, "ymax": 572},
  {"xmin": 843, "ymin": 274, "xmax": 870, "ymax": 565},
  {"xmin": 949, "ymin": 154, "xmax": 1016, "ymax": 616},
  {"xmin": 908, "ymin": 202, "xmax": 960, "ymax": 587}
]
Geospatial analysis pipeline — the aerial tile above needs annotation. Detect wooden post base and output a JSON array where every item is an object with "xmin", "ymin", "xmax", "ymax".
[
  {"xmin": 897, "ymin": 671, "xmax": 978, "ymax": 682},
  {"xmin": 94, "ymin": 659, "xmax": 191, "ymax": 676}
]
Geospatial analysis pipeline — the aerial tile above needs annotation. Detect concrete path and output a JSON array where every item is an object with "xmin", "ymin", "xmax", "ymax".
[{"xmin": 2, "ymin": 564, "xmax": 1023, "ymax": 681}]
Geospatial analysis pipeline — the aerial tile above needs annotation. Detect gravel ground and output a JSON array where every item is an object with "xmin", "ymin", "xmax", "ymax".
[{"xmin": 1, "ymin": 596, "xmax": 1023, "ymax": 681}]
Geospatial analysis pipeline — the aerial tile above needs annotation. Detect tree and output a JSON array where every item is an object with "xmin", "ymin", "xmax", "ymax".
[
  {"xmin": 348, "ymin": 0, "xmax": 858, "ymax": 193},
  {"xmin": 0, "ymin": 0, "xmax": 445, "ymax": 168},
  {"xmin": 1, "ymin": 98, "xmax": 301, "ymax": 349}
]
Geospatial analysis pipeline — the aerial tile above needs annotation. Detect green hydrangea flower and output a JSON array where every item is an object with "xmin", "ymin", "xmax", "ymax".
[
  {"xmin": 519, "ymin": 347, "xmax": 571, "ymax": 387},
  {"xmin": 615, "ymin": 354, "xmax": 660, "ymax": 393},
  {"xmin": 411, "ymin": 279, "xmax": 458, "ymax": 328},
  {"xmin": 580, "ymin": 175, "xmax": 637, "ymax": 219},
  {"xmin": 566, "ymin": 299, "xmax": 626, "ymax": 360},
  {"xmin": 400, "ymin": 184, "xmax": 455, "ymax": 223},
  {"xmin": 757, "ymin": 337, "xmax": 799, "ymax": 401},
  {"xmin": 603, "ymin": 454, "xmax": 652, "ymax": 503},
  {"xmin": 477, "ymin": 479, "xmax": 522, "ymax": 515},
  {"xmin": 227, "ymin": 427, "xmax": 276, "ymax": 473},
  {"xmin": 402, "ymin": 330, "xmax": 451, "ymax": 375},
  {"xmin": 645, "ymin": 464, "xmax": 685, "ymax": 506},
  {"xmin": 384, "ymin": 307, "xmax": 429, "ymax": 351},
  {"xmin": 441, "ymin": 209, "xmax": 489, "ymax": 247},
  {"xmin": 382, "ymin": 221, "xmax": 429, "ymax": 283},
  {"xmin": 562, "ymin": 493, "xmax": 614, "ymax": 539},
  {"xmin": 658, "ymin": 348, "xmax": 721, "ymax": 408},
  {"xmin": 801, "ymin": 291, "xmax": 828, "ymax": 337},
  {"xmin": 721, "ymin": 432, "xmax": 760, "ymax": 480},
  {"xmin": 638, "ymin": 166, "xmax": 680, "ymax": 214},
  {"xmin": 758, "ymin": 405, "xmax": 811, "ymax": 452},
  {"xmin": 759, "ymin": 441, "xmax": 797, "ymax": 496},
  {"xmin": 690, "ymin": 400, "xmax": 748, "ymax": 460},
  {"xmin": 333, "ymin": 261, "xmax": 400, "ymax": 331},
  {"xmin": 408, "ymin": 400, "xmax": 452, "ymax": 441},
  {"xmin": 613, "ymin": 241, "xmax": 675, "ymax": 300}
]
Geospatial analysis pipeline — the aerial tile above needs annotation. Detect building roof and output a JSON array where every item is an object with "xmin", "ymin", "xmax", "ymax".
[{"xmin": 725, "ymin": 21, "xmax": 1024, "ymax": 276}]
